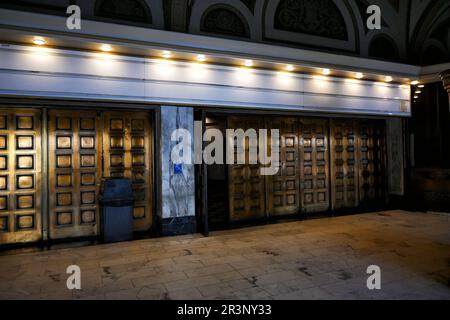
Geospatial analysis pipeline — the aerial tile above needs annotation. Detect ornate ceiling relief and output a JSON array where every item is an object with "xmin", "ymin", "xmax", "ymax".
[
  {"xmin": 96, "ymin": 0, "xmax": 152, "ymax": 23},
  {"xmin": 201, "ymin": 5, "xmax": 250, "ymax": 37},
  {"xmin": 274, "ymin": 0, "xmax": 348, "ymax": 40},
  {"xmin": 264, "ymin": 0, "xmax": 355, "ymax": 51}
]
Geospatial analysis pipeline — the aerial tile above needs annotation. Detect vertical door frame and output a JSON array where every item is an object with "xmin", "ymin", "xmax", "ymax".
[
  {"xmin": 264, "ymin": 116, "xmax": 270, "ymax": 219},
  {"xmin": 201, "ymin": 110, "xmax": 209, "ymax": 236},
  {"xmin": 328, "ymin": 118, "xmax": 334, "ymax": 212},
  {"xmin": 41, "ymin": 107, "xmax": 49, "ymax": 241}
]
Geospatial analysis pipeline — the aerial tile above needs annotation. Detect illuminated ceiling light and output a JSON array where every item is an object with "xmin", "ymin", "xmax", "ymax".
[
  {"xmin": 196, "ymin": 54, "xmax": 206, "ymax": 62},
  {"xmin": 410, "ymin": 80, "xmax": 419, "ymax": 85},
  {"xmin": 414, "ymin": 96, "xmax": 419, "ymax": 99},
  {"xmin": 322, "ymin": 68, "xmax": 331, "ymax": 75},
  {"xmin": 418, "ymin": 84, "xmax": 424, "ymax": 88},
  {"xmin": 313, "ymin": 75, "xmax": 327, "ymax": 81},
  {"xmin": 345, "ymin": 78, "xmax": 358, "ymax": 84},
  {"xmin": 162, "ymin": 51, "xmax": 172, "ymax": 59},
  {"xmin": 355, "ymin": 72, "xmax": 364, "ymax": 79},
  {"xmin": 415, "ymin": 90, "xmax": 422, "ymax": 94},
  {"xmin": 100, "ymin": 44, "xmax": 113, "ymax": 52},
  {"xmin": 286, "ymin": 64, "xmax": 295, "ymax": 72},
  {"xmin": 384, "ymin": 76, "xmax": 393, "ymax": 82},
  {"xmin": 32, "ymin": 37, "xmax": 46, "ymax": 46},
  {"xmin": 244, "ymin": 59, "xmax": 253, "ymax": 67}
]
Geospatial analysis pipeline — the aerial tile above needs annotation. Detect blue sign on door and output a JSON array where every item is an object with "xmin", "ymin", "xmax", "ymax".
[{"xmin": 174, "ymin": 163, "xmax": 183, "ymax": 174}]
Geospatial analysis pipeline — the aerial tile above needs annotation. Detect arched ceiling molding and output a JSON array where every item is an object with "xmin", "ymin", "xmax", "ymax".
[
  {"xmin": 345, "ymin": 0, "xmax": 366, "ymax": 55},
  {"xmin": 351, "ymin": 0, "xmax": 383, "ymax": 56},
  {"xmin": 250, "ymin": 0, "xmax": 265, "ymax": 40},
  {"xmin": 165, "ymin": 0, "xmax": 190, "ymax": 31},
  {"xmin": 264, "ymin": 0, "xmax": 357, "ymax": 52},
  {"xmin": 421, "ymin": 39, "xmax": 449, "ymax": 65},
  {"xmin": 189, "ymin": 0, "xmax": 259, "ymax": 40},
  {"xmin": 146, "ymin": 0, "xmax": 166, "ymax": 28},
  {"xmin": 354, "ymin": 0, "xmax": 407, "ymax": 60},
  {"xmin": 409, "ymin": 0, "xmax": 434, "ymax": 40},
  {"xmin": 364, "ymin": 28, "xmax": 406, "ymax": 60},
  {"xmin": 363, "ymin": 0, "xmax": 403, "ymax": 29},
  {"xmin": 410, "ymin": 2, "xmax": 450, "ymax": 64}
]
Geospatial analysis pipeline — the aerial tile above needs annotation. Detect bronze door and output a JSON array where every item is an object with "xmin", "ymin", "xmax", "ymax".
[
  {"xmin": 358, "ymin": 121, "xmax": 386, "ymax": 204},
  {"xmin": 103, "ymin": 112, "xmax": 152, "ymax": 231},
  {"xmin": 49, "ymin": 111, "xmax": 101, "ymax": 239},
  {"xmin": 299, "ymin": 119, "xmax": 330, "ymax": 213},
  {"xmin": 228, "ymin": 116, "xmax": 265, "ymax": 221},
  {"xmin": 330, "ymin": 120, "xmax": 359, "ymax": 209},
  {"xmin": 0, "ymin": 109, "xmax": 42, "ymax": 244},
  {"xmin": 267, "ymin": 117, "xmax": 300, "ymax": 216}
]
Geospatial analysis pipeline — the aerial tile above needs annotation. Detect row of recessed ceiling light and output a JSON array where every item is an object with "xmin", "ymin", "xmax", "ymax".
[
  {"xmin": 160, "ymin": 49, "xmax": 396, "ymax": 82},
  {"xmin": 32, "ymin": 37, "xmax": 421, "ymax": 85},
  {"xmin": 412, "ymin": 81, "xmax": 424, "ymax": 101}
]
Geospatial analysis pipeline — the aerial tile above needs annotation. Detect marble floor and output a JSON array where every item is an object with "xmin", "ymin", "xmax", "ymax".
[{"xmin": 0, "ymin": 210, "xmax": 449, "ymax": 300}]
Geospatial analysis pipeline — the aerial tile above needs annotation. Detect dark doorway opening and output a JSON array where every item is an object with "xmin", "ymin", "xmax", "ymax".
[{"xmin": 205, "ymin": 114, "xmax": 229, "ymax": 230}]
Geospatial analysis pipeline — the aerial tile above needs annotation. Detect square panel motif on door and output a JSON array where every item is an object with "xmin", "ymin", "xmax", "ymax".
[
  {"xmin": 0, "ymin": 109, "xmax": 41, "ymax": 244},
  {"xmin": 358, "ymin": 121, "xmax": 386, "ymax": 205},
  {"xmin": 330, "ymin": 120, "xmax": 359, "ymax": 209},
  {"xmin": 49, "ymin": 111, "xmax": 101, "ymax": 239},
  {"xmin": 228, "ymin": 116, "xmax": 266, "ymax": 221},
  {"xmin": 267, "ymin": 117, "xmax": 300, "ymax": 216},
  {"xmin": 299, "ymin": 119, "xmax": 330, "ymax": 213}
]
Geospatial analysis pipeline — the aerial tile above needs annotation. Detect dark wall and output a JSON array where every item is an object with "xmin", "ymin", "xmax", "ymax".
[{"xmin": 405, "ymin": 82, "xmax": 450, "ymax": 211}]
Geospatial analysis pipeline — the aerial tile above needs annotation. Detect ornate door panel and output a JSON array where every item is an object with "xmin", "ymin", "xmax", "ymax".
[
  {"xmin": 228, "ymin": 116, "xmax": 265, "ymax": 221},
  {"xmin": 103, "ymin": 112, "xmax": 152, "ymax": 231},
  {"xmin": 299, "ymin": 119, "xmax": 329, "ymax": 213},
  {"xmin": 330, "ymin": 120, "xmax": 359, "ymax": 209},
  {"xmin": 358, "ymin": 121, "xmax": 386, "ymax": 204},
  {"xmin": 267, "ymin": 117, "xmax": 300, "ymax": 216},
  {"xmin": 0, "ymin": 109, "xmax": 41, "ymax": 244},
  {"xmin": 49, "ymin": 111, "xmax": 101, "ymax": 239}
]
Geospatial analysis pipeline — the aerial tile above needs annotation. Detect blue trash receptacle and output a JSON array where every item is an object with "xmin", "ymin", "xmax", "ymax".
[{"xmin": 99, "ymin": 178, "xmax": 134, "ymax": 243}]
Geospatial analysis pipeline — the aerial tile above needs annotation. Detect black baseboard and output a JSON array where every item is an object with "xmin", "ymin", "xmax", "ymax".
[{"xmin": 158, "ymin": 216, "xmax": 197, "ymax": 237}]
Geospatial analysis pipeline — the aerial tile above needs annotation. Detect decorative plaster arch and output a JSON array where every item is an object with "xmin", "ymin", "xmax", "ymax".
[
  {"xmin": 264, "ymin": 0, "xmax": 357, "ymax": 52},
  {"xmin": 346, "ymin": 0, "xmax": 366, "ymax": 54}
]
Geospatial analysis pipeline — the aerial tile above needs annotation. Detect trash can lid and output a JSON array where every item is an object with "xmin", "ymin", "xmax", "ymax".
[{"xmin": 100, "ymin": 178, "xmax": 134, "ymax": 202}]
